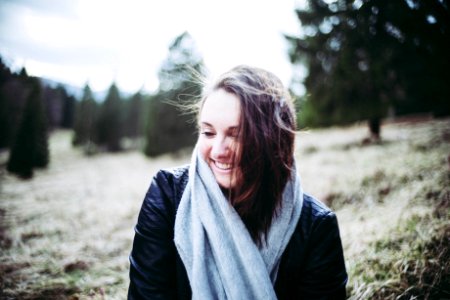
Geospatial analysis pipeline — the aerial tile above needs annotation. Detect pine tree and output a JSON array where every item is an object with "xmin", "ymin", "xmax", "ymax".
[
  {"xmin": 286, "ymin": 0, "xmax": 450, "ymax": 138},
  {"xmin": 124, "ymin": 90, "xmax": 145, "ymax": 149},
  {"xmin": 60, "ymin": 86, "xmax": 76, "ymax": 129},
  {"xmin": 145, "ymin": 31, "xmax": 204, "ymax": 157},
  {"xmin": 0, "ymin": 56, "xmax": 13, "ymax": 148},
  {"xmin": 125, "ymin": 91, "xmax": 144, "ymax": 138},
  {"xmin": 72, "ymin": 84, "xmax": 98, "ymax": 151},
  {"xmin": 7, "ymin": 77, "xmax": 49, "ymax": 178},
  {"xmin": 97, "ymin": 83, "xmax": 123, "ymax": 151},
  {"xmin": 1, "ymin": 67, "xmax": 33, "ymax": 149}
]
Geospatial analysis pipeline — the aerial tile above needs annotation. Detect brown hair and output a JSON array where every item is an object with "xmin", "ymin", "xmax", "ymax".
[{"xmin": 200, "ymin": 65, "xmax": 297, "ymax": 245}]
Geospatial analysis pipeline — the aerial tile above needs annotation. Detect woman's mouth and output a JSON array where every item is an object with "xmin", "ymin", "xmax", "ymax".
[{"xmin": 213, "ymin": 161, "xmax": 233, "ymax": 171}]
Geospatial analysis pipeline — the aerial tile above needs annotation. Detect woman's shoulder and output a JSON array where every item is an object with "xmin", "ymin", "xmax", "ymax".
[
  {"xmin": 298, "ymin": 193, "xmax": 339, "ymax": 233},
  {"xmin": 155, "ymin": 164, "xmax": 190, "ymax": 187},
  {"xmin": 137, "ymin": 164, "xmax": 190, "ymax": 230},
  {"xmin": 151, "ymin": 164, "xmax": 190, "ymax": 205},
  {"xmin": 302, "ymin": 193, "xmax": 334, "ymax": 217}
]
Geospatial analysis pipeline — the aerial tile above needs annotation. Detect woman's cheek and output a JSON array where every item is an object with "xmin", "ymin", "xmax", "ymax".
[{"xmin": 198, "ymin": 136, "xmax": 211, "ymax": 161}]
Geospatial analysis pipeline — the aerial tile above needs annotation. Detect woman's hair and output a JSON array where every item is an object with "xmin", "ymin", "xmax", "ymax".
[{"xmin": 200, "ymin": 65, "xmax": 297, "ymax": 245}]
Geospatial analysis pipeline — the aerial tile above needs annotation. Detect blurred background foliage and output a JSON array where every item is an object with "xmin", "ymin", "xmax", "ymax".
[
  {"xmin": 145, "ymin": 31, "xmax": 204, "ymax": 157},
  {"xmin": 287, "ymin": 0, "xmax": 449, "ymax": 138},
  {"xmin": 0, "ymin": 31, "xmax": 204, "ymax": 177},
  {"xmin": 0, "ymin": 0, "xmax": 449, "ymax": 178}
]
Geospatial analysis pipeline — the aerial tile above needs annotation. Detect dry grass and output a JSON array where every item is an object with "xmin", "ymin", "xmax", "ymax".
[
  {"xmin": 1, "ymin": 118, "xmax": 449, "ymax": 299},
  {"xmin": 0, "ymin": 131, "xmax": 189, "ymax": 299},
  {"xmin": 296, "ymin": 118, "xmax": 450, "ymax": 299}
]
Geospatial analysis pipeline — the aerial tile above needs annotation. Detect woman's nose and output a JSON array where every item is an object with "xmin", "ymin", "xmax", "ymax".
[{"xmin": 211, "ymin": 136, "xmax": 229, "ymax": 158}]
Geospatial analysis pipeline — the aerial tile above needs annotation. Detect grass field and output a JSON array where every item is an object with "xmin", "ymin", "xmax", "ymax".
[{"xmin": 1, "ymin": 118, "xmax": 449, "ymax": 299}]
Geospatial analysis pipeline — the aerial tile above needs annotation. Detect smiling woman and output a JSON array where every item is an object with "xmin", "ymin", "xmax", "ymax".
[{"xmin": 128, "ymin": 65, "xmax": 347, "ymax": 299}]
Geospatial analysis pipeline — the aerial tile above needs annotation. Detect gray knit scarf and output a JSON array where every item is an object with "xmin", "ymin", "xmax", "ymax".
[{"xmin": 174, "ymin": 146, "xmax": 303, "ymax": 299}]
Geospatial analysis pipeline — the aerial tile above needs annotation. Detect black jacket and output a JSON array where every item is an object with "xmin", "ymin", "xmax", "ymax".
[{"xmin": 128, "ymin": 165, "xmax": 347, "ymax": 299}]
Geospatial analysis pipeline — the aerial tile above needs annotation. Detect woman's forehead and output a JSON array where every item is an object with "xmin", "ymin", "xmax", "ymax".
[{"xmin": 200, "ymin": 89, "xmax": 241, "ymax": 128}]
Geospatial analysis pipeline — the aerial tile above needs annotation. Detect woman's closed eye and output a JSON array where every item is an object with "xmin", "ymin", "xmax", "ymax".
[{"xmin": 201, "ymin": 131, "xmax": 216, "ymax": 138}]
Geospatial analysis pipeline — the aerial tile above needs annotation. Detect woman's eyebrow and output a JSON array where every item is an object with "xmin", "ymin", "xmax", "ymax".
[
  {"xmin": 200, "ymin": 122, "xmax": 213, "ymax": 128},
  {"xmin": 200, "ymin": 122, "xmax": 239, "ymax": 131}
]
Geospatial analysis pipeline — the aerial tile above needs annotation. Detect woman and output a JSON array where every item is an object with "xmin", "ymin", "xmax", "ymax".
[{"xmin": 128, "ymin": 65, "xmax": 347, "ymax": 299}]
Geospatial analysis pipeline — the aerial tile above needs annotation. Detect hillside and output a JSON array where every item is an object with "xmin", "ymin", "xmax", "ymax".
[{"xmin": 1, "ymin": 118, "xmax": 449, "ymax": 299}]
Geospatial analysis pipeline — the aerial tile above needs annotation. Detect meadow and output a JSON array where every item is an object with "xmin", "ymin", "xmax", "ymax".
[{"xmin": 1, "ymin": 117, "xmax": 449, "ymax": 299}]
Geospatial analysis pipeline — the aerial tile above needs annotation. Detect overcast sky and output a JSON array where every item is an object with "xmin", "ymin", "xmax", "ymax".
[{"xmin": 0, "ymin": 0, "xmax": 305, "ymax": 94}]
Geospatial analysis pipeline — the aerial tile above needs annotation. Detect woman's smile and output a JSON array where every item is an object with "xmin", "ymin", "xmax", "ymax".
[{"xmin": 211, "ymin": 160, "xmax": 233, "ymax": 171}]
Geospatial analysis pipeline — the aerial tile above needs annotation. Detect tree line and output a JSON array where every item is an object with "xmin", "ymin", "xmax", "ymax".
[
  {"xmin": 0, "ymin": 32, "xmax": 202, "ymax": 178},
  {"xmin": 71, "ymin": 31, "xmax": 202, "ymax": 157}
]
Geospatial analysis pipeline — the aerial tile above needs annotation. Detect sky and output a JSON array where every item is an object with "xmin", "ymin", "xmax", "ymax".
[{"xmin": 0, "ymin": 0, "xmax": 306, "ymax": 95}]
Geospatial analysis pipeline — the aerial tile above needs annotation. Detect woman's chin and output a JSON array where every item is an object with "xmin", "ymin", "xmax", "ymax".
[{"xmin": 216, "ymin": 179, "xmax": 231, "ymax": 190}]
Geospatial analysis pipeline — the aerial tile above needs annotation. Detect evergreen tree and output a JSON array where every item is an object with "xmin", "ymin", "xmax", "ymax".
[
  {"xmin": 60, "ymin": 86, "xmax": 76, "ymax": 129},
  {"xmin": 123, "ymin": 91, "xmax": 148, "ymax": 149},
  {"xmin": 125, "ymin": 90, "xmax": 144, "ymax": 138},
  {"xmin": 72, "ymin": 84, "xmax": 98, "ymax": 150},
  {"xmin": 42, "ymin": 85, "xmax": 62, "ymax": 128},
  {"xmin": 42, "ymin": 84, "xmax": 75, "ymax": 129},
  {"xmin": 7, "ymin": 77, "xmax": 49, "ymax": 178},
  {"xmin": 19, "ymin": 67, "xmax": 28, "ymax": 79},
  {"xmin": 0, "ymin": 59, "xmax": 30, "ymax": 149},
  {"xmin": 145, "ymin": 31, "xmax": 205, "ymax": 157},
  {"xmin": 97, "ymin": 83, "xmax": 123, "ymax": 151},
  {"xmin": 0, "ymin": 56, "xmax": 13, "ymax": 148},
  {"xmin": 287, "ymin": 0, "xmax": 450, "ymax": 138}
]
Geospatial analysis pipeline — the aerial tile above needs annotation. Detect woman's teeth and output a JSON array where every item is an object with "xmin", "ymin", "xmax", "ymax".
[{"xmin": 215, "ymin": 161, "xmax": 232, "ymax": 170}]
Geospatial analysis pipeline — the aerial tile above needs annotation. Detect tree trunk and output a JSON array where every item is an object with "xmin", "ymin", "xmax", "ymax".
[{"xmin": 368, "ymin": 117, "xmax": 381, "ymax": 142}]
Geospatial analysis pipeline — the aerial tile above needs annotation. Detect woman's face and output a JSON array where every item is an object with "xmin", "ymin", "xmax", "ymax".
[{"xmin": 198, "ymin": 88, "xmax": 241, "ymax": 189}]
